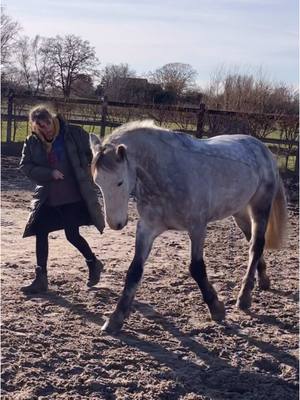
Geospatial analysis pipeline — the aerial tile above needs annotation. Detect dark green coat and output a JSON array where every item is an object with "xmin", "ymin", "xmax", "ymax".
[{"xmin": 20, "ymin": 117, "xmax": 105, "ymax": 237}]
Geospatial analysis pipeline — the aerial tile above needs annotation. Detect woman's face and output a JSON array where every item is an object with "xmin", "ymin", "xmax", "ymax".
[{"xmin": 34, "ymin": 118, "xmax": 55, "ymax": 141}]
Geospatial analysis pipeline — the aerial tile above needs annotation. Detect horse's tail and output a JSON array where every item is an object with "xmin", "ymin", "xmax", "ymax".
[{"xmin": 265, "ymin": 178, "xmax": 288, "ymax": 249}]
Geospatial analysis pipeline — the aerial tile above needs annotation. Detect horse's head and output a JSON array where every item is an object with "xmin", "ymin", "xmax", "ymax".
[{"xmin": 90, "ymin": 134, "xmax": 132, "ymax": 230}]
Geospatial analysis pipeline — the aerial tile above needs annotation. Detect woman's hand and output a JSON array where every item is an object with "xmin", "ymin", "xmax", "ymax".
[{"xmin": 52, "ymin": 169, "xmax": 64, "ymax": 180}]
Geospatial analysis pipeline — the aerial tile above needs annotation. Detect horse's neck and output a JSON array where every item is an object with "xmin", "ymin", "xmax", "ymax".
[{"xmin": 121, "ymin": 139, "xmax": 159, "ymax": 197}]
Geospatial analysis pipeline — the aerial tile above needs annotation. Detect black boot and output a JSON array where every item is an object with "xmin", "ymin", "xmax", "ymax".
[
  {"xmin": 21, "ymin": 266, "xmax": 48, "ymax": 294},
  {"xmin": 86, "ymin": 255, "xmax": 103, "ymax": 287}
]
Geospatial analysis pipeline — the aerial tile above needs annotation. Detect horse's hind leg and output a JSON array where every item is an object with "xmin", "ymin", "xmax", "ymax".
[
  {"xmin": 256, "ymin": 258, "xmax": 270, "ymax": 290},
  {"xmin": 236, "ymin": 196, "xmax": 272, "ymax": 310},
  {"xmin": 189, "ymin": 227, "xmax": 225, "ymax": 322},
  {"xmin": 102, "ymin": 221, "xmax": 162, "ymax": 334},
  {"xmin": 234, "ymin": 210, "xmax": 270, "ymax": 290}
]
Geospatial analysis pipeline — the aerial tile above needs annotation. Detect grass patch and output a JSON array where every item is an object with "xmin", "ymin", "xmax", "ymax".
[
  {"xmin": 277, "ymin": 155, "xmax": 297, "ymax": 172},
  {"xmin": 1, "ymin": 121, "xmax": 29, "ymax": 142}
]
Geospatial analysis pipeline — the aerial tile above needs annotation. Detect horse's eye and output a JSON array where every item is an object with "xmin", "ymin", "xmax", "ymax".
[{"xmin": 117, "ymin": 181, "xmax": 123, "ymax": 187}]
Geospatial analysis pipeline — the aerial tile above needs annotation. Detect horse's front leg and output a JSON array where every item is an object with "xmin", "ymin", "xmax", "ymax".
[
  {"xmin": 102, "ymin": 221, "xmax": 162, "ymax": 334},
  {"xmin": 189, "ymin": 227, "xmax": 225, "ymax": 322}
]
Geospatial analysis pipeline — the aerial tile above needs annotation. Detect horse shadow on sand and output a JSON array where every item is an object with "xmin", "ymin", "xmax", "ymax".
[{"xmin": 26, "ymin": 286, "xmax": 299, "ymax": 400}]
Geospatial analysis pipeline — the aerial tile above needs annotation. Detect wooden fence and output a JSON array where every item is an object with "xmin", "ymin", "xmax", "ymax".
[{"xmin": 1, "ymin": 92, "xmax": 299, "ymax": 173}]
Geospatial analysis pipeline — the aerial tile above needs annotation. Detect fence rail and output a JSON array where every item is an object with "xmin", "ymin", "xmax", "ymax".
[{"xmin": 1, "ymin": 93, "xmax": 299, "ymax": 173}]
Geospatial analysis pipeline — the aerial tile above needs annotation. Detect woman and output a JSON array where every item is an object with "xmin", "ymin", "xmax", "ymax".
[{"xmin": 19, "ymin": 105, "xmax": 105, "ymax": 294}]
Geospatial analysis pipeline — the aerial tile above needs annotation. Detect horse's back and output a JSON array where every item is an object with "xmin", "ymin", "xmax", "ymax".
[
  {"xmin": 162, "ymin": 132, "xmax": 278, "ymax": 223},
  {"xmin": 172, "ymin": 132, "xmax": 278, "ymax": 187},
  {"xmin": 199, "ymin": 134, "xmax": 272, "ymax": 169}
]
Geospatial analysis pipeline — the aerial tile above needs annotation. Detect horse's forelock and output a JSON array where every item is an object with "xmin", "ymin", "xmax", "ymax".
[{"xmin": 95, "ymin": 144, "xmax": 120, "ymax": 172}]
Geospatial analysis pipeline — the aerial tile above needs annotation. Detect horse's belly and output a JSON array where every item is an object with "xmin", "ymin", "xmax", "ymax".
[{"xmin": 207, "ymin": 178, "xmax": 258, "ymax": 222}]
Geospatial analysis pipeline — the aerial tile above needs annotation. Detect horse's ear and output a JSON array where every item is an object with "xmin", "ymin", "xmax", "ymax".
[
  {"xmin": 116, "ymin": 144, "xmax": 127, "ymax": 162},
  {"xmin": 89, "ymin": 133, "xmax": 102, "ymax": 156}
]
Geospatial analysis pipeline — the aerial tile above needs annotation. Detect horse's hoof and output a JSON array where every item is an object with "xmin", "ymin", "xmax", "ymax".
[
  {"xmin": 210, "ymin": 300, "xmax": 226, "ymax": 322},
  {"xmin": 258, "ymin": 276, "xmax": 271, "ymax": 290},
  {"xmin": 236, "ymin": 294, "xmax": 252, "ymax": 310},
  {"xmin": 101, "ymin": 316, "xmax": 123, "ymax": 335}
]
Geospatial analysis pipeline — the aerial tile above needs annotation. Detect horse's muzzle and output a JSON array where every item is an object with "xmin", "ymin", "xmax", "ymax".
[
  {"xmin": 110, "ymin": 217, "xmax": 128, "ymax": 230},
  {"xmin": 116, "ymin": 223, "xmax": 123, "ymax": 230}
]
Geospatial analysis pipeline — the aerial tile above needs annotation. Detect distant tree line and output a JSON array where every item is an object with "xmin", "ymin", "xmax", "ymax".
[
  {"xmin": 1, "ymin": 8, "xmax": 298, "ymax": 114},
  {"xmin": 204, "ymin": 68, "xmax": 299, "ymax": 115}
]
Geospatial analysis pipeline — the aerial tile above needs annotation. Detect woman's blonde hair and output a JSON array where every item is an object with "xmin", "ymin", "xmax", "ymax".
[{"xmin": 29, "ymin": 105, "xmax": 56, "ymax": 123}]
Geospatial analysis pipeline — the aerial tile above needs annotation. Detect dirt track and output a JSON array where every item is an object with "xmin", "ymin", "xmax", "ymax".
[{"xmin": 1, "ymin": 155, "xmax": 299, "ymax": 400}]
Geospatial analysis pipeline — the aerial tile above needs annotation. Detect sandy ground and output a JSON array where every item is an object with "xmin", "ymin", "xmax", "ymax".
[{"xmin": 1, "ymin": 155, "xmax": 299, "ymax": 400}]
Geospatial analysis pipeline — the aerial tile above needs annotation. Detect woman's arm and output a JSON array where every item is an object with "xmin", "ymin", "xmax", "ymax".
[{"xmin": 19, "ymin": 138, "xmax": 54, "ymax": 184}]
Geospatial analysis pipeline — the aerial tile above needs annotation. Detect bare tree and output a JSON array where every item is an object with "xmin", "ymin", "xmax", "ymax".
[
  {"xmin": 14, "ymin": 35, "xmax": 54, "ymax": 94},
  {"xmin": 16, "ymin": 36, "xmax": 33, "ymax": 91},
  {"xmin": 31, "ymin": 35, "xmax": 54, "ymax": 93},
  {"xmin": 148, "ymin": 63, "xmax": 197, "ymax": 97},
  {"xmin": 1, "ymin": 7, "xmax": 22, "ymax": 66},
  {"xmin": 278, "ymin": 117, "xmax": 299, "ymax": 170},
  {"xmin": 101, "ymin": 63, "xmax": 136, "ymax": 88},
  {"xmin": 71, "ymin": 73, "xmax": 95, "ymax": 97},
  {"xmin": 39, "ymin": 35, "xmax": 99, "ymax": 97},
  {"xmin": 205, "ymin": 68, "xmax": 299, "ymax": 114},
  {"xmin": 98, "ymin": 63, "xmax": 136, "ymax": 99}
]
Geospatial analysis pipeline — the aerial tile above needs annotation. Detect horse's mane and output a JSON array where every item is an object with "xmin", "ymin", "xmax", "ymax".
[
  {"xmin": 113, "ymin": 119, "xmax": 158, "ymax": 134},
  {"xmin": 103, "ymin": 120, "xmax": 165, "ymax": 144}
]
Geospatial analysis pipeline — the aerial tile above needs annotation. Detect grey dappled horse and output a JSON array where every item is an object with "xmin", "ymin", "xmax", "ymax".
[{"xmin": 90, "ymin": 120, "xmax": 287, "ymax": 334}]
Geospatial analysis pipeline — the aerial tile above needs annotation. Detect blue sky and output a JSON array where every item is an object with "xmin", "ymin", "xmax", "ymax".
[{"xmin": 5, "ymin": 0, "xmax": 299, "ymax": 87}]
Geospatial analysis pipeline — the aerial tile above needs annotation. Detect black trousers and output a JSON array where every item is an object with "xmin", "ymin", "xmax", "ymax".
[{"xmin": 35, "ymin": 202, "xmax": 94, "ymax": 270}]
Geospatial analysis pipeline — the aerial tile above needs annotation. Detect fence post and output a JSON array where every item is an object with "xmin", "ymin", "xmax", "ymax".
[
  {"xmin": 100, "ymin": 96, "xmax": 108, "ymax": 138},
  {"xmin": 295, "ymin": 143, "xmax": 299, "ymax": 175},
  {"xmin": 6, "ymin": 89, "xmax": 14, "ymax": 143},
  {"xmin": 196, "ymin": 95, "xmax": 205, "ymax": 138}
]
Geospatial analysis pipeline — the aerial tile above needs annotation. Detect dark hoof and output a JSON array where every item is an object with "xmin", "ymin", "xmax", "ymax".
[
  {"xmin": 87, "ymin": 259, "xmax": 104, "ymax": 287},
  {"xmin": 236, "ymin": 294, "xmax": 252, "ymax": 310},
  {"xmin": 210, "ymin": 300, "xmax": 226, "ymax": 322},
  {"xmin": 101, "ymin": 315, "xmax": 123, "ymax": 335},
  {"xmin": 258, "ymin": 276, "xmax": 271, "ymax": 290}
]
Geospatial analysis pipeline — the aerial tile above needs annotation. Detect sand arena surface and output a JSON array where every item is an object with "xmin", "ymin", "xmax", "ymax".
[{"xmin": 1, "ymin": 155, "xmax": 299, "ymax": 399}]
